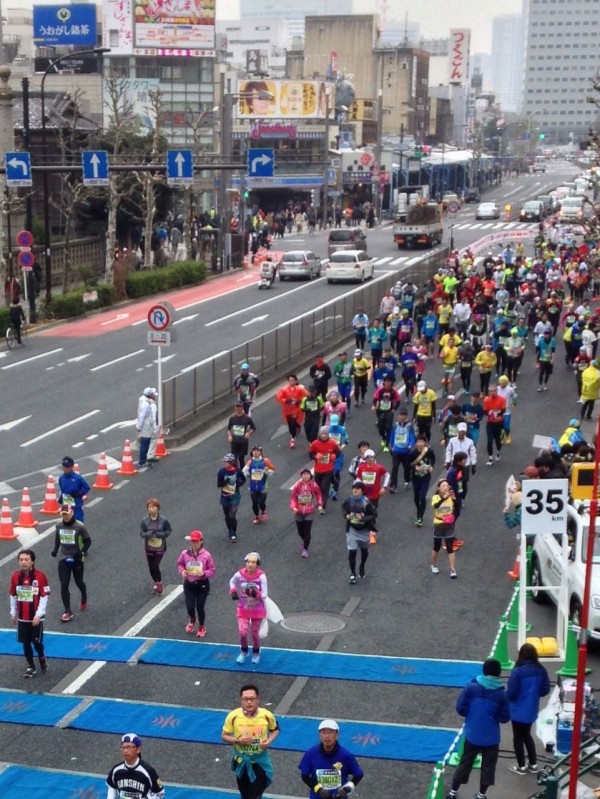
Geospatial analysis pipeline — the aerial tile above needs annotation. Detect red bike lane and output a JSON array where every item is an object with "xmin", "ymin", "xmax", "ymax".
[{"xmin": 40, "ymin": 266, "xmax": 261, "ymax": 338}]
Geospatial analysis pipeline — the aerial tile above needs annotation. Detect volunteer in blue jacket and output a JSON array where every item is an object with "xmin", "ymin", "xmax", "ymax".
[
  {"xmin": 447, "ymin": 658, "xmax": 510, "ymax": 799},
  {"xmin": 298, "ymin": 719, "xmax": 364, "ymax": 799},
  {"xmin": 388, "ymin": 408, "xmax": 416, "ymax": 492},
  {"xmin": 58, "ymin": 456, "xmax": 91, "ymax": 522},
  {"xmin": 507, "ymin": 643, "xmax": 550, "ymax": 776}
]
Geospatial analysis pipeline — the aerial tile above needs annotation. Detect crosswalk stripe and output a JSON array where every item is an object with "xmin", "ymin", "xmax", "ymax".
[
  {"xmin": 480, "ymin": 223, "xmax": 495, "ymax": 229},
  {"xmin": 375, "ymin": 257, "xmax": 394, "ymax": 265},
  {"xmin": 492, "ymin": 222, "xmax": 505, "ymax": 229},
  {"xmin": 390, "ymin": 256, "xmax": 409, "ymax": 266},
  {"xmin": 469, "ymin": 222, "xmax": 483, "ymax": 229},
  {"xmin": 504, "ymin": 222, "xmax": 517, "ymax": 229},
  {"xmin": 454, "ymin": 223, "xmax": 472, "ymax": 229},
  {"xmin": 405, "ymin": 256, "xmax": 422, "ymax": 265}
]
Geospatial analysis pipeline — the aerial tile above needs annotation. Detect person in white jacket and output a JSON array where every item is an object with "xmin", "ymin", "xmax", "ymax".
[{"xmin": 136, "ymin": 387, "xmax": 159, "ymax": 470}]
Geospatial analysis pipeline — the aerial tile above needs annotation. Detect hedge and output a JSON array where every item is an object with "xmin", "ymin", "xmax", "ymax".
[
  {"xmin": 0, "ymin": 306, "xmax": 9, "ymax": 335},
  {"xmin": 125, "ymin": 260, "xmax": 207, "ymax": 299},
  {"xmin": 46, "ymin": 283, "xmax": 118, "ymax": 320}
]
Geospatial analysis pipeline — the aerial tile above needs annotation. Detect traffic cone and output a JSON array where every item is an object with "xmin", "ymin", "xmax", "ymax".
[
  {"xmin": 0, "ymin": 498, "xmax": 16, "ymax": 540},
  {"xmin": 154, "ymin": 431, "xmax": 170, "ymax": 458},
  {"xmin": 425, "ymin": 762, "xmax": 445, "ymax": 799},
  {"xmin": 16, "ymin": 487, "xmax": 38, "ymax": 528},
  {"xmin": 490, "ymin": 615, "xmax": 514, "ymax": 671},
  {"xmin": 507, "ymin": 591, "xmax": 532, "ymax": 632},
  {"xmin": 117, "ymin": 440, "xmax": 138, "ymax": 475},
  {"xmin": 92, "ymin": 452, "xmax": 114, "ymax": 489},
  {"xmin": 40, "ymin": 476, "xmax": 61, "ymax": 515},
  {"xmin": 507, "ymin": 553, "xmax": 520, "ymax": 580},
  {"xmin": 557, "ymin": 621, "xmax": 591, "ymax": 677}
]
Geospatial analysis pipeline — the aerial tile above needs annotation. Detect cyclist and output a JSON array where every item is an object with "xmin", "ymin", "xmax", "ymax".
[{"xmin": 8, "ymin": 297, "xmax": 26, "ymax": 345}]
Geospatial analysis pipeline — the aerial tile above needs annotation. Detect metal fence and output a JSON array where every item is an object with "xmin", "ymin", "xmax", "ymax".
[{"xmin": 163, "ymin": 246, "xmax": 448, "ymax": 428}]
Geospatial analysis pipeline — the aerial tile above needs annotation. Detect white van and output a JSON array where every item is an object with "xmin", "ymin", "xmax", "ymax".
[{"xmin": 325, "ymin": 250, "xmax": 375, "ymax": 283}]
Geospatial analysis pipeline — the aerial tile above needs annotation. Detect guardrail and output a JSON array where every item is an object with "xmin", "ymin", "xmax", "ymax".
[{"xmin": 163, "ymin": 246, "xmax": 448, "ymax": 428}]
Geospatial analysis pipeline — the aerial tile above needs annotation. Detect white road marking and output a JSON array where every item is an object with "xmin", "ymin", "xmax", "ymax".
[
  {"xmin": 99, "ymin": 420, "xmax": 135, "ymax": 433},
  {"xmin": 480, "ymin": 223, "xmax": 495, "ymax": 229},
  {"xmin": 454, "ymin": 223, "xmax": 472, "ymax": 230},
  {"xmin": 85, "ymin": 497, "xmax": 104, "ymax": 508},
  {"xmin": 492, "ymin": 223, "xmax": 505, "ymax": 229},
  {"xmin": 503, "ymin": 186, "xmax": 522, "ymax": 197},
  {"xmin": 390, "ymin": 256, "xmax": 409, "ymax": 265},
  {"xmin": 100, "ymin": 313, "xmax": 130, "ymax": 326},
  {"xmin": 374, "ymin": 257, "xmax": 393, "ymax": 265},
  {"xmin": 67, "ymin": 354, "xmax": 91, "ymax": 363},
  {"xmin": 204, "ymin": 277, "xmax": 327, "ymax": 327},
  {"xmin": 152, "ymin": 354, "xmax": 176, "ymax": 363},
  {"xmin": 469, "ymin": 223, "xmax": 483, "ymax": 229},
  {"xmin": 0, "ymin": 415, "xmax": 31, "ymax": 432},
  {"xmin": 90, "ymin": 349, "xmax": 146, "ymax": 372},
  {"xmin": 60, "ymin": 585, "xmax": 184, "ymax": 695},
  {"xmin": 241, "ymin": 314, "xmax": 269, "ymax": 327},
  {"xmin": 85, "ymin": 434, "xmax": 99, "ymax": 441},
  {"xmin": 0, "ymin": 524, "xmax": 57, "ymax": 569},
  {"xmin": 20, "ymin": 409, "xmax": 102, "ymax": 448},
  {"xmin": 504, "ymin": 222, "xmax": 517, "ymax": 229},
  {"xmin": 179, "ymin": 350, "xmax": 228, "ymax": 375},
  {"xmin": 1, "ymin": 348, "xmax": 63, "ymax": 370},
  {"xmin": 173, "ymin": 314, "xmax": 199, "ymax": 325}
]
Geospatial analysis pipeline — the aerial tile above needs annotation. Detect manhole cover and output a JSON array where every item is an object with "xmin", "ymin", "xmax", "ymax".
[{"xmin": 281, "ymin": 613, "xmax": 346, "ymax": 634}]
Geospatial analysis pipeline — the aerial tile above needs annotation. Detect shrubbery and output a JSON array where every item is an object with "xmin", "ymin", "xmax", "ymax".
[
  {"xmin": 125, "ymin": 260, "xmax": 206, "ymax": 298},
  {"xmin": 45, "ymin": 283, "xmax": 118, "ymax": 319}
]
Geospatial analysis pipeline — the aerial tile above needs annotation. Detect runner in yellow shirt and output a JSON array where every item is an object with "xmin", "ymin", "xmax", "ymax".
[
  {"xmin": 475, "ymin": 344, "xmax": 497, "ymax": 396},
  {"xmin": 440, "ymin": 338, "xmax": 459, "ymax": 396},
  {"xmin": 413, "ymin": 379, "xmax": 437, "ymax": 440}
]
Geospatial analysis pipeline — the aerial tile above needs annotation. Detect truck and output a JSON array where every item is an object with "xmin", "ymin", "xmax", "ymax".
[{"xmin": 393, "ymin": 203, "xmax": 443, "ymax": 249}]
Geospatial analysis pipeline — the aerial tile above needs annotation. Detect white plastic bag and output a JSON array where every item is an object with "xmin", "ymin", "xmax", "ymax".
[
  {"xmin": 560, "ymin": 782, "xmax": 595, "ymax": 799},
  {"xmin": 259, "ymin": 618, "xmax": 269, "ymax": 639},
  {"xmin": 265, "ymin": 596, "xmax": 284, "ymax": 624}
]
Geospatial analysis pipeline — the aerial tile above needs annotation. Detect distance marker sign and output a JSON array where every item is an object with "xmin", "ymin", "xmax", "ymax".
[{"xmin": 521, "ymin": 479, "xmax": 569, "ymax": 536}]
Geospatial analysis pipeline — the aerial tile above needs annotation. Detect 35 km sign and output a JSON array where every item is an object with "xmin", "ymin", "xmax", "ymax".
[{"xmin": 521, "ymin": 479, "xmax": 569, "ymax": 536}]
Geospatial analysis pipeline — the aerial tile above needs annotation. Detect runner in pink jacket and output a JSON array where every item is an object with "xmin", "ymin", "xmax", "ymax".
[
  {"xmin": 290, "ymin": 468, "xmax": 324, "ymax": 558},
  {"xmin": 229, "ymin": 551, "xmax": 268, "ymax": 665}
]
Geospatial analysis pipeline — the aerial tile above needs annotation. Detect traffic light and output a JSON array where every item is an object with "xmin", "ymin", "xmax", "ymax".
[
  {"xmin": 243, "ymin": 189, "xmax": 250, "ymax": 201},
  {"xmin": 538, "ymin": 133, "xmax": 545, "ymax": 140}
]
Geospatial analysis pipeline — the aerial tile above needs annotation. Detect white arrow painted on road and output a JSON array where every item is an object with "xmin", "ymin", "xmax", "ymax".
[
  {"xmin": 90, "ymin": 153, "xmax": 101, "ymax": 178},
  {"xmin": 100, "ymin": 420, "xmax": 136, "ymax": 433},
  {"xmin": 0, "ymin": 415, "xmax": 31, "ymax": 432},
  {"xmin": 67, "ymin": 354, "xmax": 91, "ymax": 363},
  {"xmin": 153, "ymin": 354, "xmax": 176, "ymax": 364},
  {"xmin": 100, "ymin": 313, "xmax": 130, "ymax": 326},
  {"xmin": 175, "ymin": 152, "xmax": 186, "ymax": 177},
  {"xmin": 241, "ymin": 314, "xmax": 269, "ymax": 327},
  {"xmin": 251, "ymin": 153, "xmax": 272, "ymax": 172},
  {"xmin": 7, "ymin": 156, "xmax": 29, "ymax": 174},
  {"xmin": 173, "ymin": 314, "xmax": 198, "ymax": 325}
]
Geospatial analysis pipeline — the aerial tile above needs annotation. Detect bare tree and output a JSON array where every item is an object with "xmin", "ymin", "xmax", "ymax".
[{"xmin": 138, "ymin": 88, "xmax": 165, "ymax": 270}]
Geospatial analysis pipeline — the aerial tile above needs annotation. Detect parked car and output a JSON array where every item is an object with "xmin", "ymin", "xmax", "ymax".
[
  {"xmin": 325, "ymin": 250, "xmax": 375, "ymax": 284},
  {"xmin": 327, "ymin": 228, "xmax": 368, "ymax": 257},
  {"xmin": 519, "ymin": 200, "xmax": 544, "ymax": 222},
  {"xmin": 277, "ymin": 250, "xmax": 323, "ymax": 281},
  {"xmin": 475, "ymin": 202, "xmax": 500, "ymax": 220}
]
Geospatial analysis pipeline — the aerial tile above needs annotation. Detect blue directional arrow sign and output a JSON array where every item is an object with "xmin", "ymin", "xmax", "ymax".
[
  {"xmin": 5, "ymin": 152, "xmax": 32, "ymax": 187},
  {"xmin": 247, "ymin": 148, "xmax": 274, "ymax": 178},
  {"xmin": 82, "ymin": 151, "xmax": 109, "ymax": 187},
  {"xmin": 166, "ymin": 150, "xmax": 193, "ymax": 186}
]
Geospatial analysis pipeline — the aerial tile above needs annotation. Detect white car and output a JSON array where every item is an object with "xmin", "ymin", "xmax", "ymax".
[
  {"xmin": 475, "ymin": 202, "xmax": 500, "ymax": 220},
  {"xmin": 325, "ymin": 250, "xmax": 375, "ymax": 283},
  {"xmin": 531, "ymin": 501, "xmax": 600, "ymax": 632}
]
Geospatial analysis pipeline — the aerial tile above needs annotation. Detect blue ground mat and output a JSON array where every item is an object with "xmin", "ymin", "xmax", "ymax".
[
  {"xmin": 0, "ymin": 629, "xmax": 480, "ymax": 688},
  {"xmin": 0, "ymin": 690, "xmax": 456, "ymax": 763},
  {"xmin": 69, "ymin": 696, "xmax": 457, "ymax": 763},
  {"xmin": 0, "ymin": 765, "xmax": 274, "ymax": 799}
]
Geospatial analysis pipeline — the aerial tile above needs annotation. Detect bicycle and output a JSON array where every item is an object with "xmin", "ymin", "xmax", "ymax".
[{"xmin": 6, "ymin": 321, "xmax": 26, "ymax": 350}]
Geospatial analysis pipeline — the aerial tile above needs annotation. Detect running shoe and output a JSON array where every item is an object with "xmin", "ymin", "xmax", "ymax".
[
  {"xmin": 543, "ymin": 385, "xmax": 548, "ymax": 391},
  {"xmin": 251, "ymin": 654, "xmax": 260, "ymax": 664},
  {"xmin": 79, "ymin": 601, "xmax": 87, "ymax": 611},
  {"xmin": 415, "ymin": 517, "xmax": 423, "ymax": 527},
  {"xmin": 253, "ymin": 516, "xmax": 261, "ymax": 525},
  {"xmin": 359, "ymin": 568, "xmax": 366, "ymax": 579},
  {"xmin": 453, "ymin": 539, "xmax": 464, "ymax": 549},
  {"xmin": 319, "ymin": 507, "xmax": 326, "ymax": 515},
  {"xmin": 537, "ymin": 386, "xmax": 542, "ymax": 392},
  {"xmin": 39, "ymin": 657, "xmax": 48, "ymax": 673},
  {"xmin": 431, "ymin": 565, "xmax": 440, "ymax": 574},
  {"xmin": 487, "ymin": 457, "xmax": 493, "ymax": 466},
  {"xmin": 154, "ymin": 583, "xmax": 163, "ymax": 595},
  {"xmin": 23, "ymin": 666, "xmax": 36, "ymax": 678},
  {"xmin": 260, "ymin": 512, "xmax": 268, "ymax": 522},
  {"xmin": 289, "ymin": 438, "xmax": 296, "ymax": 449},
  {"xmin": 61, "ymin": 611, "xmax": 74, "ymax": 623},
  {"xmin": 388, "ymin": 486, "xmax": 397, "ymax": 494},
  {"xmin": 229, "ymin": 534, "xmax": 237, "ymax": 542},
  {"xmin": 369, "ymin": 531, "xmax": 377, "ymax": 544},
  {"xmin": 348, "ymin": 574, "xmax": 357, "ymax": 584},
  {"xmin": 450, "ymin": 569, "xmax": 458, "ymax": 579},
  {"xmin": 185, "ymin": 621, "xmax": 195, "ymax": 634},
  {"xmin": 510, "ymin": 765, "xmax": 527, "ymax": 776},
  {"xmin": 527, "ymin": 764, "xmax": 539, "ymax": 773},
  {"xmin": 196, "ymin": 626, "xmax": 206, "ymax": 638},
  {"xmin": 495, "ymin": 453, "xmax": 501, "ymax": 461},
  {"xmin": 236, "ymin": 652, "xmax": 247, "ymax": 664},
  {"xmin": 404, "ymin": 481, "xmax": 410, "ymax": 488},
  {"xmin": 301, "ymin": 548, "xmax": 309, "ymax": 558}
]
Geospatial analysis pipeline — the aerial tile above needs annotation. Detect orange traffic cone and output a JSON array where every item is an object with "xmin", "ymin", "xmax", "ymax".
[
  {"xmin": 16, "ymin": 487, "xmax": 38, "ymax": 528},
  {"xmin": 508, "ymin": 553, "xmax": 520, "ymax": 580},
  {"xmin": 40, "ymin": 476, "xmax": 61, "ymax": 515},
  {"xmin": 0, "ymin": 498, "xmax": 16, "ymax": 540},
  {"xmin": 117, "ymin": 440, "xmax": 138, "ymax": 475},
  {"xmin": 154, "ymin": 431, "xmax": 170, "ymax": 458},
  {"xmin": 93, "ymin": 452, "xmax": 114, "ymax": 489}
]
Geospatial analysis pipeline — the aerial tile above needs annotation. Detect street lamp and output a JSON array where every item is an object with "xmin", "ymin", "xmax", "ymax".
[{"xmin": 41, "ymin": 46, "xmax": 110, "ymax": 303}]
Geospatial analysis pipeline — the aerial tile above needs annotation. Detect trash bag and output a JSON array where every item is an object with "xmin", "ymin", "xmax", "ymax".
[{"xmin": 560, "ymin": 781, "xmax": 595, "ymax": 799}]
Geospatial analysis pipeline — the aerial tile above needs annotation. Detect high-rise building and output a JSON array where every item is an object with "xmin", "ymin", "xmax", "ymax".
[
  {"xmin": 491, "ymin": 14, "xmax": 523, "ymax": 114},
  {"xmin": 522, "ymin": 0, "xmax": 600, "ymax": 143}
]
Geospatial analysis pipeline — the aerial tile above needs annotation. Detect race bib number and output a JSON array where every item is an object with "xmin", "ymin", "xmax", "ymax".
[
  {"xmin": 316, "ymin": 769, "xmax": 342, "ymax": 790},
  {"xmin": 379, "ymin": 400, "xmax": 391, "ymax": 411},
  {"xmin": 361, "ymin": 471, "xmax": 376, "ymax": 485},
  {"xmin": 232, "ymin": 425, "xmax": 245, "ymax": 437},
  {"xmin": 147, "ymin": 537, "xmax": 162, "ymax": 548},
  {"xmin": 59, "ymin": 529, "xmax": 76, "ymax": 545},
  {"xmin": 186, "ymin": 562, "xmax": 203, "ymax": 576},
  {"xmin": 350, "ymin": 513, "xmax": 362, "ymax": 525},
  {"xmin": 319, "ymin": 453, "xmax": 331, "ymax": 464},
  {"xmin": 222, "ymin": 482, "xmax": 236, "ymax": 495},
  {"xmin": 251, "ymin": 469, "xmax": 264, "ymax": 482},
  {"xmin": 16, "ymin": 585, "xmax": 34, "ymax": 602},
  {"xmin": 298, "ymin": 493, "xmax": 311, "ymax": 505}
]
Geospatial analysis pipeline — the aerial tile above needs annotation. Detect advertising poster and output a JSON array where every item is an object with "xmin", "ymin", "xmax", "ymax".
[
  {"xmin": 102, "ymin": 0, "xmax": 133, "ymax": 55},
  {"xmin": 238, "ymin": 80, "xmax": 331, "ymax": 120},
  {"xmin": 134, "ymin": 0, "xmax": 215, "ymax": 49},
  {"xmin": 448, "ymin": 28, "xmax": 470, "ymax": 84}
]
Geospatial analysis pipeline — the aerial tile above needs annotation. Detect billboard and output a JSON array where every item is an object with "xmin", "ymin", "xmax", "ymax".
[
  {"xmin": 102, "ymin": 0, "xmax": 133, "ymax": 55},
  {"xmin": 238, "ymin": 80, "xmax": 332, "ymax": 119},
  {"xmin": 134, "ymin": 0, "xmax": 215, "ymax": 50},
  {"xmin": 448, "ymin": 28, "xmax": 470, "ymax": 84},
  {"xmin": 33, "ymin": 4, "xmax": 97, "ymax": 47},
  {"xmin": 103, "ymin": 78, "xmax": 159, "ymax": 134}
]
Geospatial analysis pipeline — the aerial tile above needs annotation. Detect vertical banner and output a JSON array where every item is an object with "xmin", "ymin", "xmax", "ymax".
[{"xmin": 448, "ymin": 28, "xmax": 471, "ymax": 84}]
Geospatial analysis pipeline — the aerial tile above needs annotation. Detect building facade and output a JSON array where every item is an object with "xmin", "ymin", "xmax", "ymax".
[
  {"xmin": 491, "ymin": 14, "xmax": 523, "ymax": 114},
  {"xmin": 522, "ymin": 0, "xmax": 600, "ymax": 143}
]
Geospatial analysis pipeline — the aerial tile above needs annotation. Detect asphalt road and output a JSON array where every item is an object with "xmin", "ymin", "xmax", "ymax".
[{"xmin": 0, "ymin": 160, "xmax": 587, "ymax": 799}]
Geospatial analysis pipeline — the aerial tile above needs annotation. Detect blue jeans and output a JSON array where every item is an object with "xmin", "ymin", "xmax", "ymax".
[{"xmin": 138, "ymin": 436, "xmax": 151, "ymax": 466}]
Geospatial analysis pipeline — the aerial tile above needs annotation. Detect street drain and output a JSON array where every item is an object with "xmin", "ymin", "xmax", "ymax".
[{"xmin": 280, "ymin": 612, "xmax": 346, "ymax": 633}]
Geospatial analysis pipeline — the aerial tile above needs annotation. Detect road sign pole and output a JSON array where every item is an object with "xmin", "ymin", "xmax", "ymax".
[{"xmin": 157, "ymin": 345, "xmax": 163, "ymax": 431}]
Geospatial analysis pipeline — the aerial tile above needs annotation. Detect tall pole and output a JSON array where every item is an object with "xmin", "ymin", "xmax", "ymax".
[
  {"xmin": 21, "ymin": 77, "xmax": 36, "ymax": 321},
  {"xmin": 322, "ymin": 84, "xmax": 331, "ymax": 223},
  {"xmin": 376, "ymin": 87, "xmax": 383, "ymax": 222},
  {"xmin": 40, "ymin": 47, "xmax": 109, "ymax": 303}
]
